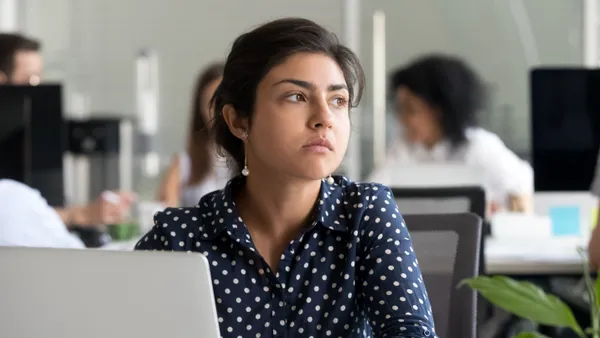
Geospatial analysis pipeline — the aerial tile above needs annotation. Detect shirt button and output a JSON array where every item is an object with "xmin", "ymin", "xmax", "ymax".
[{"xmin": 423, "ymin": 327, "xmax": 431, "ymax": 336}]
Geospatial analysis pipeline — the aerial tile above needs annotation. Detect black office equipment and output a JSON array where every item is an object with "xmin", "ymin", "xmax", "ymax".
[
  {"xmin": 531, "ymin": 68, "xmax": 600, "ymax": 191},
  {"xmin": 0, "ymin": 84, "xmax": 65, "ymax": 206}
]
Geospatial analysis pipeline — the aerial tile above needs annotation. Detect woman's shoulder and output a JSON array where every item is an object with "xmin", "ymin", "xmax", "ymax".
[
  {"xmin": 333, "ymin": 176, "xmax": 391, "ymax": 196},
  {"xmin": 464, "ymin": 127, "xmax": 505, "ymax": 147},
  {"xmin": 148, "ymin": 189, "xmax": 230, "ymax": 248},
  {"xmin": 331, "ymin": 177, "xmax": 406, "ymax": 235},
  {"xmin": 329, "ymin": 176, "xmax": 395, "ymax": 215}
]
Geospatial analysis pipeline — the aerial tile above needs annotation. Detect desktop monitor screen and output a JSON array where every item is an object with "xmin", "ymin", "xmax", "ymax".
[
  {"xmin": 531, "ymin": 68, "xmax": 600, "ymax": 191},
  {"xmin": 0, "ymin": 85, "xmax": 65, "ymax": 206}
]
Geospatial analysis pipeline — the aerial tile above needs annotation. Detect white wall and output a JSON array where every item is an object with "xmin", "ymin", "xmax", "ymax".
[
  {"xmin": 20, "ymin": 0, "xmax": 588, "ymax": 181},
  {"xmin": 22, "ymin": 0, "xmax": 344, "ymax": 160}
]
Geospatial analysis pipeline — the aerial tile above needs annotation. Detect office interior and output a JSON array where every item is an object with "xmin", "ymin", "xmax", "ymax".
[{"xmin": 1, "ymin": 0, "xmax": 599, "ymax": 337}]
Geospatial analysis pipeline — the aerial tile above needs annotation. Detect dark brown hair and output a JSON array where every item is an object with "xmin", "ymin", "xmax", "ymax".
[
  {"xmin": 186, "ymin": 62, "xmax": 224, "ymax": 185},
  {"xmin": 0, "ymin": 33, "xmax": 40, "ymax": 79},
  {"xmin": 390, "ymin": 54, "xmax": 487, "ymax": 148},
  {"xmin": 211, "ymin": 17, "xmax": 365, "ymax": 173}
]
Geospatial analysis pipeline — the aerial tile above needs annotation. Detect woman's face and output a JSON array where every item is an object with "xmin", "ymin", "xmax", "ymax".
[
  {"xmin": 396, "ymin": 86, "xmax": 441, "ymax": 146},
  {"xmin": 240, "ymin": 52, "xmax": 351, "ymax": 181},
  {"xmin": 200, "ymin": 77, "xmax": 222, "ymax": 126}
]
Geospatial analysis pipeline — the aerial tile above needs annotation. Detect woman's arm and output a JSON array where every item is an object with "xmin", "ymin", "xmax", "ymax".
[
  {"xmin": 357, "ymin": 186, "xmax": 437, "ymax": 338},
  {"xmin": 469, "ymin": 131, "xmax": 533, "ymax": 213},
  {"xmin": 55, "ymin": 191, "xmax": 135, "ymax": 227},
  {"xmin": 156, "ymin": 154, "xmax": 181, "ymax": 207}
]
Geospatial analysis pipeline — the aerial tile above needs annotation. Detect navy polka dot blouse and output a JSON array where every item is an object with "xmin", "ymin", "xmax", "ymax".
[{"xmin": 136, "ymin": 175, "xmax": 437, "ymax": 337}]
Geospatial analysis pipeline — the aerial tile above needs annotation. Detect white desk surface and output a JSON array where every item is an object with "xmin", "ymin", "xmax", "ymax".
[
  {"xmin": 104, "ymin": 236, "xmax": 588, "ymax": 276},
  {"xmin": 485, "ymin": 237, "xmax": 586, "ymax": 275}
]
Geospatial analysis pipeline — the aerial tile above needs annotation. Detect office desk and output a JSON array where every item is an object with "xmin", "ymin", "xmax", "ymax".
[
  {"xmin": 485, "ymin": 237, "xmax": 586, "ymax": 275},
  {"xmin": 104, "ymin": 237, "xmax": 587, "ymax": 275}
]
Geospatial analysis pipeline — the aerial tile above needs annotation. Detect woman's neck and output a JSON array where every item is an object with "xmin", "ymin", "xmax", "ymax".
[{"xmin": 237, "ymin": 169, "xmax": 322, "ymax": 238}]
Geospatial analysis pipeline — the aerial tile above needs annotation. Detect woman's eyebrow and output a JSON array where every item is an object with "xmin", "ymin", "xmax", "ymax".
[{"xmin": 273, "ymin": 79, "xmax": 348, "ymax": 92}]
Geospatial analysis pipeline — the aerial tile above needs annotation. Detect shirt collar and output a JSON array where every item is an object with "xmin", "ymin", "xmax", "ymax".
[{"xmin": 198, "ymin": 175, "xmax": 350, "ymax": 241}]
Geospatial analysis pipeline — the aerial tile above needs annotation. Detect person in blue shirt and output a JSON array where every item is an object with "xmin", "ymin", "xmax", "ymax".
[{"xmin": 136, "ymin": 17, "xmax": 437, "ymax": 338}]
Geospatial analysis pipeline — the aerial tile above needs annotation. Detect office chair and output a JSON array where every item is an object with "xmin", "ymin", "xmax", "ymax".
[
  {"xmin": 391, "ymin": 186, "xmax": 486, "ymax": 266},
  {"xmin": 391, "ymin": 186, "xmax": 486, "ymax": 218},
  {"xmin": 403, "ymin": 213, "xmax": 483, "ymax": 338},
  {"xmin": 392, "ymin": 186, "xmax": 490, "ymax": 328}
]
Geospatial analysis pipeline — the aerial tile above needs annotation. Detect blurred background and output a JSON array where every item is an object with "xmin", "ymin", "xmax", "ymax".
[
  {"xmin": 2, "ymin": 0, "xmax": 586, "ymax": 199},
  {"xmin": 4, "ymin": 1, "xmax": 600, "ymax": 337}
]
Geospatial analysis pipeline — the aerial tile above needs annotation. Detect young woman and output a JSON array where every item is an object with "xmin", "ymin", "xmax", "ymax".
[
  {"xmin": 369, "ymin": 54, "xmax": 533, "ymax": 212},
  {"xmin": 137, "ymin": 18, "xmax": 437, "ymax": 337},
  {"xmin": 157, "ymin": 63, "xmax": 230, "ymax": 207}
]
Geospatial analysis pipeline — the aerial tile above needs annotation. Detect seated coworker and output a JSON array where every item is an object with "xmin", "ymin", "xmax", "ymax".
[
  {"xmin": 136, "ymin": 18, "xmax": 437, "ymax": 338},
  {"xmin": 157, "ymin": 63, "xmax": 230, "ymax": 207},
  {"xmin": 0, "ymin": 179, "xmax": 134, "ymax": 248},
  {"xmin": 368, "ymin": 54, "xmax": 533, "ymax": 213}
]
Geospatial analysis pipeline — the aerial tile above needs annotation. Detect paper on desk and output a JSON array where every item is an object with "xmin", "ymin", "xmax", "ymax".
[
  {"xmin": 491, "ymin": 212, "xmax": 552, "ymax": 238},
  {"xmin": 486, "ymin": 237, "xmax": 585, "ymax": 262}
]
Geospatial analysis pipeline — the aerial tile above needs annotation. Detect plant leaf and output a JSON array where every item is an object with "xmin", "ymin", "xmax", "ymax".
[
  {"xmin": 596, "ymin": 269, "xmax": 600, "ymax": 309},
  {"xmin": 459, "ymin": 276, "xmax": 584, "ymax": 336},
  {"xmin": 513, "ymin": 332, "xmax": 551, "ymax": 338}
]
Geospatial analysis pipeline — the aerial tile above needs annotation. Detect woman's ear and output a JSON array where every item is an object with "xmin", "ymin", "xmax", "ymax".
[
  {"xmin": 222, "ymin": 104, "xmax": 249, "ymax": 139},
  {"xmin": 0, "ymin": 71, "xmax": 8, "ymax": 84}
]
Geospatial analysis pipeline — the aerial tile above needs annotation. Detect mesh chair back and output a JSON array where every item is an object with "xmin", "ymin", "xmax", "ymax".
[
  {"xmin": 404, "ymin": 213, "xmax": 482, "ymax": 338},
  {"xmin": 392, "ymin": 186, "xmax": 485, "ymax": 218}
]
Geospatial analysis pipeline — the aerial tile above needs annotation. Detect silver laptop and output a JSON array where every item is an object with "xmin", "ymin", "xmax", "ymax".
[{"xmin": 0, "ymin": 247, "xmax": 221, "ymax": 338}]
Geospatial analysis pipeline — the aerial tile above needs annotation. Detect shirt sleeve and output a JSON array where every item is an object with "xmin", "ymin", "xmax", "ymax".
[
  {"xmin": 134, "ymin": 209, "xmax": 171, "ymax": 251},
  {"xmin": 356, "ymin": 186, "xmax": 437, "ymax": 338},
  {"xmin": 468, "ymin": 131, "xmax": 533, "ymax": 198},
  {"xmin": 0, "ymin": 179, "xmax": 85, "ymax": 249}
]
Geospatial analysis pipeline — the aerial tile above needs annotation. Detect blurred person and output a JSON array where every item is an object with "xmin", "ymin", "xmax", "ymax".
[
  {"xmin": 0, "ymin": 179, "xmax": 135, "ymax": 248},
  {"xmin": 0, "ymin": 32, "xmax": 135, "ymax": 246},
  {"xmin": 0, "ymin": 33, "xmax": 42, "ymax": 85},
  {"xmin": 136, "ymin": 18, "xmax": 437, "ymax": 337},
  {"xmin": 157, "ymin": 63, "xmax": 230, "ymax": 207},
  {"xmin": 368, "ymin": 54, "xmax": 533, "ymax": 213}
]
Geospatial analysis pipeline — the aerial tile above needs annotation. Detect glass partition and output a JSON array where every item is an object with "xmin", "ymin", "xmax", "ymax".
[{"xmin": 356, "ymin": 0, "xmax": 584, "ymax": 178}]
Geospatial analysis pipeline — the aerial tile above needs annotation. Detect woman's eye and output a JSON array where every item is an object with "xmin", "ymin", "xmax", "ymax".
[
  {"xmin": 331, "ymin": 97, "xmax": 348, "ymax": 108},
  {"xmin": 285, "ymin": 93, "xmax": 305, "ymax": 102}
]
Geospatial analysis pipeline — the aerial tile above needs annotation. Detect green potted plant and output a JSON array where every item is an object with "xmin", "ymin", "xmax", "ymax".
[{"xmin": 460, "ymin": 249, "xmax": 599, "ymax": 338}]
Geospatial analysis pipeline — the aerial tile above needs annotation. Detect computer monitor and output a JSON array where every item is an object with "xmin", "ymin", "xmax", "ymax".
[
  {"xmin": 0, "ymin": 84, "xmax": 65, "ymax": 206},
  {"xmin": 531, "ymin": 68, "xmax": 600, "ymax": 191}
]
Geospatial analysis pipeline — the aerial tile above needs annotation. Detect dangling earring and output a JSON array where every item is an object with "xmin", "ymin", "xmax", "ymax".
[
  {"xmin": 326, "ymin": 175, "xmax": 334, "ymax": 185},
  {"xmin": 241, "ymin": 130, "xmax": 250, "ymax": 176}
]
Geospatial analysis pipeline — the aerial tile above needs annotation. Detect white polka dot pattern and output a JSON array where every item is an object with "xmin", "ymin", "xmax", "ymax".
[{"xmin": 136, "ymin": 175, "xmax": 437, "ymax": 337}]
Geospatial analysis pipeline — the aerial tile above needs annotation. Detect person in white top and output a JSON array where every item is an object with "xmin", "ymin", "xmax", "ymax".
[
  {"xmin": 368, "ymin": 54, "xmax": 533, "ymax": 212},
  {"xmin": 157, "ymin": 63, "xmax": 230, "ymax": 207},
  {"xmin": 0, "ymin": 179, "xmax": 134, "ymax": 248},
  {"xmin": 0, "ymin": 33, "xmax": 136, "ymax": 247}
]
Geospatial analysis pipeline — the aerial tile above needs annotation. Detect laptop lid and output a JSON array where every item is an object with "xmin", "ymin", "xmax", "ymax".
[{"xmin": 0, "ymin": 247, "xmax": 221, "ymax": 338}]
